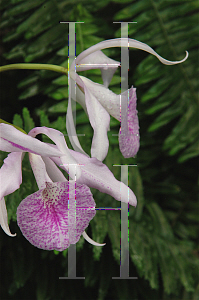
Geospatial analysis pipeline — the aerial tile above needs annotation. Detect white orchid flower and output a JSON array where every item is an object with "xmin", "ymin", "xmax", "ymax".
[
  {"xmin": 0, "ymin": 123, "xmax": 137, "ymax": 251},
  {"xmin": 67, "ymin": 38, "xmax": 188, "ymax": 161}
]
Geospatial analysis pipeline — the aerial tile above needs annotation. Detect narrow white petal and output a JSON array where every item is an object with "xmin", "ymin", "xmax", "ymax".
[
  {"xmin": 73, "ymin": 38, "xmax": 188, "ymax": 71},
  {"xmin": 70, "ymin": 73, "xmax": 110, "ymax": 161},
  {"xmin": 82, "ymin": 231, "xmax": 106, "ymax": 246},
  {"xmin": 0, "ymin": 152, "xmax": 23, "ymax": 201},
  {"xmin": 76, "ymin": 50, "xmax": 120, "ymax": 71},
  {"xmin": 42, "ymin": 156, "xmax": 68, "ymax": 182},
  {"xmin": 70, "ymin": 78, "xmax": 88, "ymax": 113},
  {"xmin": 101, "ymin": 68, "xmax": 118, "ymax": 88},
  {"xmin": 79, "ymin": 77, "xmax": 110, "ymax": 161},
  {"xmin": 75, "ymin": 50, "xmax": 120, "ymax": 87},
  {"xmin": 28, "ymin": 126, "xmax": 82, "ymax": 180},
  {"xmin": 79, "ymin": 75, "xmax": 120, "ymax": 120},
  {"xmin": 29, "ymin": 153, "xmax": 52, "ymax": 189},
  {"xmin": 66, "ymin": 77, "xmax": 89, "ymax": 157},
  {"xmin": 50, "ymin": 147, "xmax": 137, "ymax": 207},
  {"xmin": 0, "ymin": 198, "xmax": 16, "ymax": 237},
  {"xmin": 0, "ymin": 123, "xmax": 63, "ymax": 157}
]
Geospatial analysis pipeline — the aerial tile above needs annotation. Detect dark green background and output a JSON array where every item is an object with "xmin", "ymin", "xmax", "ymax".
[{"xmin": 0, "ymin": 0, "xmax": 198, "ymax": 299}]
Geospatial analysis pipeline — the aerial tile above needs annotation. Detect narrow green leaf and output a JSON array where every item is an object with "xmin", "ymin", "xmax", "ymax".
[
  {"xmin": 16, "ymin": 1, "xmax": 51, "ymax": 34},
  {"xmin": 48, "ymin": 101, "xmax": 67, "ymax": 113},
  {"xmin": 52, "ymin": 75, "xmax": 68, "ymax": 86},
  {"xmin": 142, "ymin": 77, "xmax": 170, "ymax": 102},
  {"xmin": 12, "ymin": 114, "xmax": 23, "ymax": 129},
  {"xmin": 3, "ymin": 0, "xmax": 45, "ymax": 17},
  {"xmin": 49, "ymin": 87, "xmax": 68, "ymax": 100},
  {"xmin": 178, "ymin": 140, "xmax": 199, "ymax": 163},
  {"xmin": 19, "ymin": 85, "xmax": 39, "ymax": 100},
  {"xmin": 146, "ymin": 202, "xmax": 174, "ymax": 239},
  {"xmin": 22, "ymin": 107, "xmax": 35, "ymax": 132},
  {"xmin": 148, "ymin": 102, "xmax": 183, "ymax": 132},
  {"xmin": 114, "ymin": 1, "xmax": 150, "ymax": 21}
]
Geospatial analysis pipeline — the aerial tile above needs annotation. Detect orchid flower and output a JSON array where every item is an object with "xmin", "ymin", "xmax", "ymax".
[
  {"xmin": 67, "ymin": 38, "xmax": 188, "ymax": 161},
  {"xmin": 0, "ymin": 123, "xmax": 137, "ymax": 251}
]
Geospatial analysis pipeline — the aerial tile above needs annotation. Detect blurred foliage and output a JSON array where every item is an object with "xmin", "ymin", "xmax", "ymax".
[{"xmin": 0, "ymin": 0, "xmax": 198, "ymax": 300}]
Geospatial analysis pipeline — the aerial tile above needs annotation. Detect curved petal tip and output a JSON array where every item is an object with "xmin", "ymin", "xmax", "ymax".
[
  {"xmin": 180, "ymin": 51, "xmax": 189, "ymax": 63},
  {"xmin": 82, "ymin": 231, "xmax": 106, "ymax": 247},
  {"xmin": 0, "ymin": 198, "xmax": 16, "ymax": 237}
]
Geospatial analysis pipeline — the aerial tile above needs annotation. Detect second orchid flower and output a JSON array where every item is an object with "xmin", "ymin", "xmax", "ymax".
[{"xmin": 67, "ymin": 38, "xmax": 188, "ymax": 161}]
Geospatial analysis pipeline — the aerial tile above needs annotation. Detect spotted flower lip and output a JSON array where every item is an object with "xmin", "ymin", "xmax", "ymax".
[
  {"xmin": 17, "ymin": 181, "xmax": 96, "ymax": 251},
  {"xmin": 67, "ymin": 38, "xmax": 188, "ymax": 161},
  {"xmin": 16, "ymin": 153, "xmax": 104, "ymax": 251}
]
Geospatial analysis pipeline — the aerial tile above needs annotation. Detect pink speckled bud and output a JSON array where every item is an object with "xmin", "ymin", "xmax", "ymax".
[{"xmin": 119, "ymin": 86, "xmax": 140, "ymax": 158}]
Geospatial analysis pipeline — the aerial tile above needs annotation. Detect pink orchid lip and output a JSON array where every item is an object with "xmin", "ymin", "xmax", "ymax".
[{"xmin": 17, "ymin": 181, "xmax": 96, "ymax": 251}]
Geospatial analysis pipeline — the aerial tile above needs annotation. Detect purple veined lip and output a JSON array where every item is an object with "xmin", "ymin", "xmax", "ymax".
[{"xmin": 17, "ymin": 181, "xmax": 96, "ymax": 251}]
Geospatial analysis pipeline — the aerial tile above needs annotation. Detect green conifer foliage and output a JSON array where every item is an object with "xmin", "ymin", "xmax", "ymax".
[{"xmin": 0, "ymin": 1, "xmax": 198, "ymax": 299}]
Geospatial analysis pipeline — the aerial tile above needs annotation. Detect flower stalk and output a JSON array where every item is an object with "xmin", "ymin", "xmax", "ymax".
[{"xmin": 0, "ymin": 63, "xmax": 67, "ymax": 75}]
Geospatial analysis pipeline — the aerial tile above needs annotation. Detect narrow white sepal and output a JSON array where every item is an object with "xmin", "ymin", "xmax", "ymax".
[
  {"xmin": 73, "ymin": 38, "xmax": 188, "ymax": 70},
  {"xmin": 0, "ymin": 198, "xmax": 16, "ymax": 237},
  {"xmin": 82, "ymin": 231, "xmax": 106, "ymax": 247}
]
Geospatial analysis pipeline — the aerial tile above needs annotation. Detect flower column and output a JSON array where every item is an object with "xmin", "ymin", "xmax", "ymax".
[
  {"xmin": 59, "ymin": 21, "xmax": 85, "ymax": 280},
  {"xmin": 112, "ymin": 22, "xmax": 138, "ymax": 280}
]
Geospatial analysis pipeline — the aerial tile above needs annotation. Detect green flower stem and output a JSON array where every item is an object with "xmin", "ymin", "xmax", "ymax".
[{"xmin": 0, "ymin": 63, "xmax": 67, "ymax": 74}]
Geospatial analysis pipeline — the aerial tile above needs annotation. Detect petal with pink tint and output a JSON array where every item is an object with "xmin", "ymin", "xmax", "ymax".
[
  {"xmin": 42, "ymin": 156, "xmax": 67, "ymax": 183},
  {"xmin": 66, "ymin": 78, "xmax": 89, "ymax": 156},
  {"xmin": 119, "ymin": 86, "xmax": 140, "ymax": 158},
  {"xmin": 0, "ymin": 152, "xmax": 22, "ymax": 201},
  {"xmin": 82, "ymin": 231, "xmax": 106, "ymax": 246},
  {"xmin": 76, "ymin": 79, "xmax": 140, "ymax": 158},
  {"xmin": 75, "ymin": 50, "xmax": 120, "ymax": 88},
  {"xmin": 76, "ymin": 50, "xmax": 120, "ymax": 72},
  {"xmin": 28, "ymin": 126, "xmax": 81, "ymax": 180},
  {"xmin": 0, "ymin": 124, "xmax": 62, "ymax": 157},
  {"xmin": 51, "ymin": 150, "xmax": 137, "ymax": 207},
  {"xmin": 17, "ymin": 181, "xmax": 96, "ymax": 251},
  {"xmin": 77, "ymin": 75, "xmax": 110, "ymax": 161},
  {"xmin": 0, "ymin": 198, "xmax": 16, "ymax": 236},
  {"xmin": 29, "ymin": 153, "xmax": 52, "ymax": 189},
  {"xmin": 78, "ymin": 75, "xmax": 120, "ymax": 120},
  {"xmin": 68, "ymin": 50, "xmax": 119, "ymax": 157},
  {"xmin": 74, "ymin": 38, "xmax": 188, "ymax": 69},
  {"xmin": 70, "ymin": 78, "xmax": 88, "ymax": 113}
]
